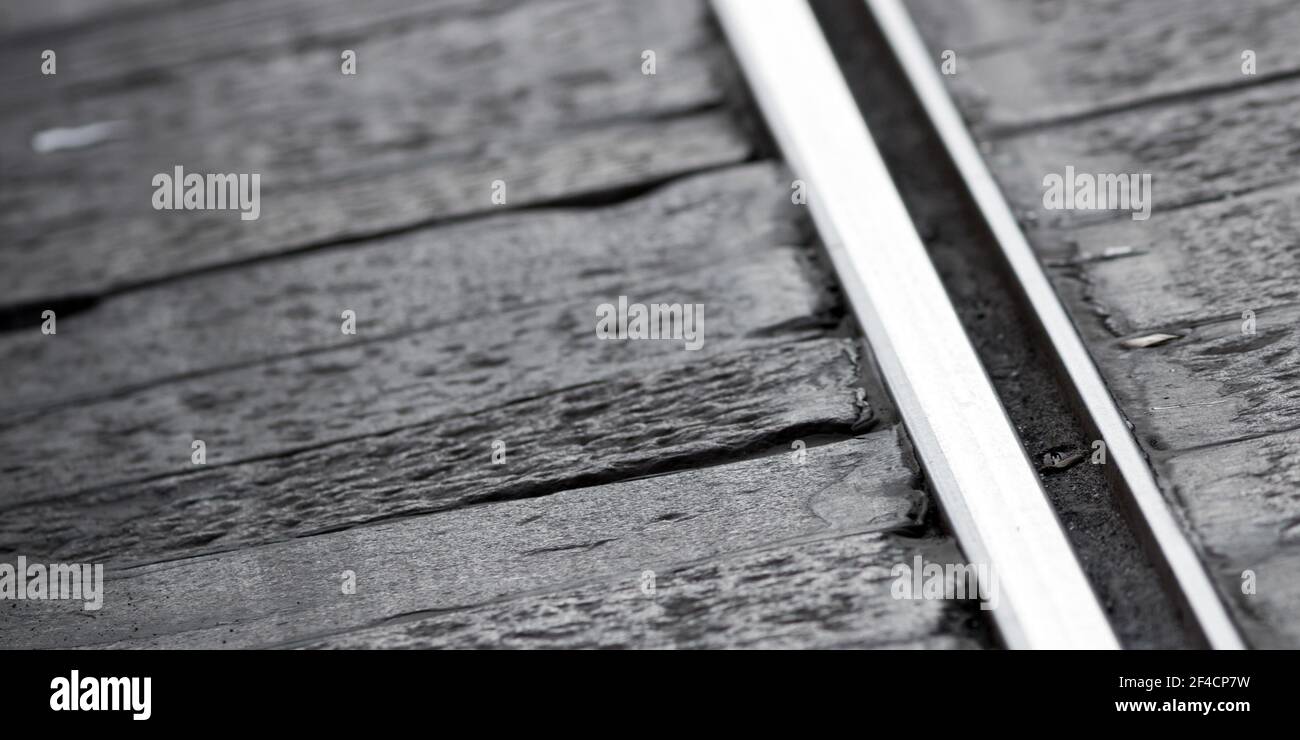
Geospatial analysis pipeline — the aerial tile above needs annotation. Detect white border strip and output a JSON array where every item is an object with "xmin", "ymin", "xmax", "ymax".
[
  {"xmin": 713, "ymin": 0, "xmax": 1118, "ymax": 649},
  {"xmin": 864, "ymin": 0, "xmax": 1244, "ymax": 648}
]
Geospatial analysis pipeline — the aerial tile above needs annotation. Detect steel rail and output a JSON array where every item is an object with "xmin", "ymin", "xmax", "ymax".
[
  {"xmin": 713, "ymin": 0, "xmax": 1119, "ymax": 649},
  {"xmin": 864, "ymin": 0, "xmax": 1245, "ymax": 649}
]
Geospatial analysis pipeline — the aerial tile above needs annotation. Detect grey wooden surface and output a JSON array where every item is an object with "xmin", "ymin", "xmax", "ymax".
[
  {"xmin": 0, "ymin": 0, "xmax": 991, "ymax": 649},
  {"xmin": 0, "ymin": 0, "xmax": 747, "ymax": 306},
  {"xmin": 908, "ymin": 0, "xmax": 1300, "ymax": 132},
  {"xmin": 1, "ymin": 432, "xmax": 985, "ymax": 650},
  {"xmin": 908, "ymin": 0, "xmax": 1300, "ymax": 647}
]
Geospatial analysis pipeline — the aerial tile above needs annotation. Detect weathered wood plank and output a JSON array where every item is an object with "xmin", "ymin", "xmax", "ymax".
[
  {"xmin": 1073, "ymin": 303, "xmax": 1300, "ymax": 453},
  {"xmin": 907, "ymin": 0, "xmax": 1300, "ymax": 131},
  {"xmin": 0, "ymin": 432, "xmax": 992, "ymax": 650},
  {"xmin": 987, "ymin": 78, "xmax": 1300, "ymax": 230},
  {"xmin": 0, "ymin": 336, "xmax": 866, "ymax": 567},
  {"xmin": 2, "ymin": 0, "xmax": 727, "ymax": 185},
  {"xmin": 0, "ymin": 163, "xmax": 805, "ymax": 413},
  {"xmin": 0, "ymin": 0, "xmax": 168, "ymax": 35},
  {"xmin": 0, "ymin": 246, "xmax": 833, "ymax": 504},
  {"xmin": 1158, "ymin": 432, "xmax": 1300, "ymax": 648},
  {"xmin": 1066, "ymin": 183, "xmax": 1300, "ymax": 335},
  {"xmin": 0, "ymin": 164, "xmax": 840, "ymax": 504},
  {"xmin": 0, "ymin": 0, "xmax": 471, "ymax": 78},
  {"xmin": 303, "ymin": 532, "xmax": 984, "ymax": 650},
  {"xmin": 1, "ymin": 112, "xmax": 749, "ymax": 309},
  {"xmin": 1038, "ymin": 182, "xmax": 1300, "ymax": 453},
  {"xmin": 0, "ymin": 0, "xmax": 748, "ymax": 306}
]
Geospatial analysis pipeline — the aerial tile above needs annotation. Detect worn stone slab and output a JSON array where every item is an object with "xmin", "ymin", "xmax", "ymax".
[
  {"xmin": 0, "ymin": 336, "xmax": 866, "ymax": 567},
  {"xmin": 908, "ymin": 0, "xmax": 1300, "ymax": 132},
  {"xmin": 1158, "ymin": 432, "xmax": 1300, "ymax": 649},
  {"xmin": 0, "ymin": 163, "xmax": 806, "ymax": 414},
  {"xmin": 0, "ymin": 432, "xmax": 990, "ymax": 650},
  {"xmin": 0, "ymin": 0, "xmax": 748, "ymax": 306},
  {"xmin": 985, "ymin": 78, "xmax": 1300, "ymax": 231},
  {"xmin": 303, "ymin": 532, "xmax": 983, "ymax": 650}
]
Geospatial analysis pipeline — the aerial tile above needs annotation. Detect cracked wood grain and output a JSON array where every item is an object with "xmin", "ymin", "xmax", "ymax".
[
  {"xmin": 0, "ymin": 0, "xmax": 748, "ymax": 307},
  {"xmin": 1065, "ymin": 183, "xmax": 1300, "ymax": 335},
  {"xmin": 0, "ymin": 432, "xmax": 992, "ymax": 650},
  {"xmin": 907, "ymin": 0, "xmax": 1300, "ymax": 132},
  {"xmin": 984, "ymin": 77, "xmax": 1300, "ymax": 231},
  {"xmin": 0, "ymin": 163, "xmax": 846, "ymax": 505},
  {"xmin": 303, "ymin": 531, "xmax": 983, "ymax": 650},
  {"xmin": 0, "ymin": 336, "xmax": 866, "ymax": 568},
  {"xmin": 0, "ymin": 163, "xmax": 808, "ymax": 414}
]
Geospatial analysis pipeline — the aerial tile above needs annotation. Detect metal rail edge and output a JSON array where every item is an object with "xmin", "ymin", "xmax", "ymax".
[
  {"xmin": 713, "ymin": 0, "xmax": 1120, "ymax": 649},
  {"xmin": 864, "ymin": 0, "xmax": 1245, "ymax": 649}
]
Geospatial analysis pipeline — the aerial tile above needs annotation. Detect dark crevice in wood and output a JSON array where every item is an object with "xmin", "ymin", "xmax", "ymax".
[
  {"xmin": 0, "ymin": 374, "xmax": 608, "ymax": 514},
  {"xmin": 986, "ymin": 68, "xmax": 1300, "ymax": 140},
  {"xmin": 0, "ymin": 149, "xmax": 762, "ymax": 337},
  {"xmin": 103, "ymin": 420, "xmax": 869, "ymax": 574},
  {"xmin": 0, "ymin": 295, "xmax": 553, "ymax": 423},
  {"xmin": 0, "ymin": 293, "xmax": 101, "ymax": 334},
  {"xmin": 1158, "ymin": 421, "xmax": 1300, "ymax": 458}
]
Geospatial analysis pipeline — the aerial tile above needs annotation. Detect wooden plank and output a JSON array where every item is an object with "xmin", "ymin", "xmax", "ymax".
[
  {"xmin": 302, "ymin": 532, "xmax": 984, "ymax": 650},
  {"xmin": 1, "ymin": 113, "xmax": 748, "ymax": 309},
  {"xmin": 0, "ymin": 0, "xmax": 168, "ymax": 35},
  {"xmin": 0, "ymin": 163, "xmax": 840, "ymax": 504},
  {"xmin": 906, "ymin": 0, "xmax": 1300, "ymax": 131},
  {"xmin": 0, "ymin": 336, "xmax": 866, "ymax": 567},
  {"xmin": 1073, "ymin": 303, "xmax": 1300, "ymax": 453},
  {"xmin": 1158, "ymin": 433, "xmax": 1300, "ymax": 648},
  {"xmin": 0, "ymin": 0, "xmax": 470, "ymax": 78},
  {"xmin": 0, "ymin": 245, "xmax": 835, "ymax": 504},
  {"xmin": 0, "ymin": 432, "xmax": 992, "ymax": 650},
  {"xmin": 0, "ymin": 163, "xmax": 805, "ymax": 413},
  {"xmin": 0, "ymin": 0, "xmax": 748, "ymax": 307},
  {"xmin": 2, "ymin": 0, "xmax": 728, "ymax": 188},
  {"xmin": 1037, "ymin": 182, "xmax": 1300, "ymax": 453},
  {"xmin": 986, "ymin": 78, "xmax": 1300, "ymax": 231},
  {"xmin": 1065, "ymin": 183, "xmax": 1300, "ymax": 335}
]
